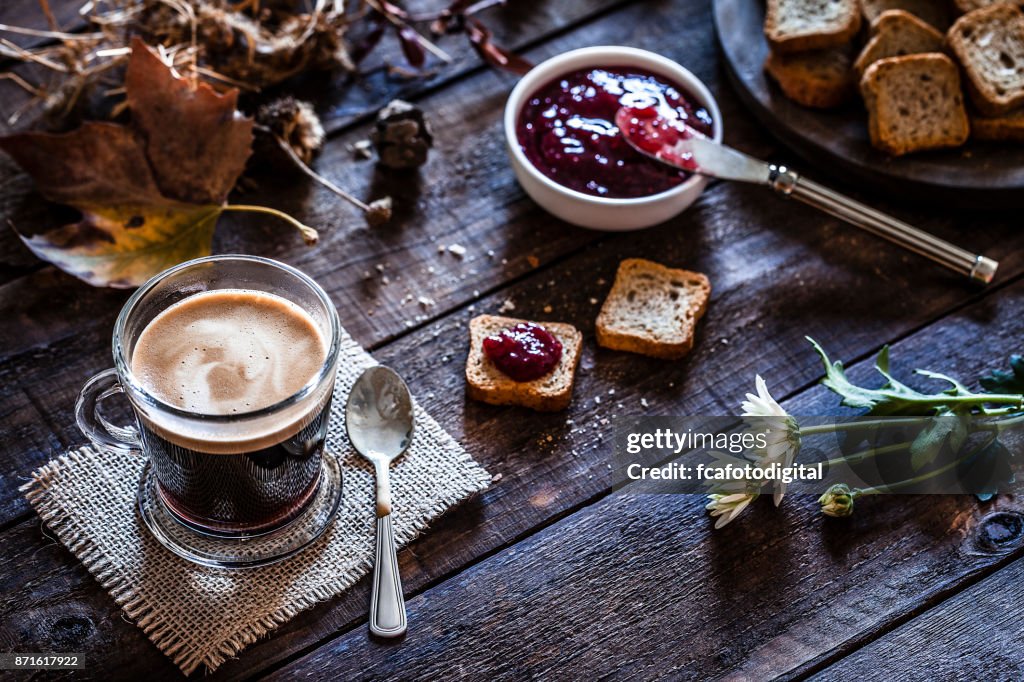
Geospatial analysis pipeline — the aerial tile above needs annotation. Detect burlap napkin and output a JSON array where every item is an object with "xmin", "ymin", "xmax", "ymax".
[{"xmin": 19, "ymin": 329, "xmax": 491, "ymax": 675}]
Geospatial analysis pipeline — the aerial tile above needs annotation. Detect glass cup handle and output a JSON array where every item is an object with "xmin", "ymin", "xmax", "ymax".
[{"xmin": 75, "ymin": 368, "xmax": 143, "ymax": 456}]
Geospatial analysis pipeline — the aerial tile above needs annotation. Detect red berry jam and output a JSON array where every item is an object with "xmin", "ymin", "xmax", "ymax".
[
  {"xmin": 515, "ymin": 66, "xmax": 713, "ymax": 198},
  {"xmin": 615, "ymin": 105, "xmax": 700, "ymax": 172},
  {"xmin": 483, "ymin": 322, "xmax": 563, "ymax": 382}
]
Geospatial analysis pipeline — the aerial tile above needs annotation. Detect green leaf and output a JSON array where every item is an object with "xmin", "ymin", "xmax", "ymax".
[
  {"xmin": 809, "ymin": 338, "xmax": 944, "ymax": 416},
  {"xmin": 957, "ymin": 437, "xmax": 1015, "ymax": 500},
  {"xmin": 807, "ymin": 338, "xmax": 1023, "ymax": 417},
  {"xmin": 980, "ymin": 355, "xmax": 1024, "ymax": 395},
  {"xmin": 909, "ymin": 414, "xmax": 968, "ymax": 471}
]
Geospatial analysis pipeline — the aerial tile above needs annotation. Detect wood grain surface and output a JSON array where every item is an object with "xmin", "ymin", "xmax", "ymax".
[{"xmin": 0, "ymin": 0, "xmax": 1022, "ymax": 679}]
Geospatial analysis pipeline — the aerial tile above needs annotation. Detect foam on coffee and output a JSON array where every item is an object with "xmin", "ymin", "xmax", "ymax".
[{"xmin": 131, "ymin": 289, "xmax": 327, "ymax": 416}]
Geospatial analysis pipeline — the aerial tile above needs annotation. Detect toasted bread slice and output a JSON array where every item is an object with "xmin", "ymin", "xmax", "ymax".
[
  {"xmin": 971, "ymin": 107, "xmax": 1024, "ymax": 140},
  {"xmin": 855, "ymin": 10, "xmax": 947, "ymax": 76},
  {"xmin": 466, "ymin": 315, "xmax": 583, "ymax": 412},
  {"xmin": 953, "ymin": 0, "xmax": 1024, "ymax": 15},
  {"xmin": 765, "ymin": 44, "xmax": 856, "ymax": 108},
  {"xmin": 948, "ymin": 4, "xmax": 1024, "ymax": 116},
  {"xmin": 596, "ymin": 259, "xmax": 711, "ymax": 360},
  {"xmin": 860, "ymin": 53, "xmax": 970, "ymax": 155},
  {"xmin": 765, "ymin": 0, "xmax": 862, "ymax": 53},
  {"xmin": 861, "ymin": 0, "xmax": 951, "ymax": 30}
]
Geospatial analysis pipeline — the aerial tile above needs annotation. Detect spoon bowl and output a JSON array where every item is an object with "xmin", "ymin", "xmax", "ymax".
[{"xmin": 346, "ymin": 366, "xmax": 414, "ymax": 469}]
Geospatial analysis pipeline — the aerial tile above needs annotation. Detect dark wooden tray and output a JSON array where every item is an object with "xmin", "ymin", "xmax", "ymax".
[{"xmin": 712, "ymin": 0, "xmax": 1024, "ymax": 208}]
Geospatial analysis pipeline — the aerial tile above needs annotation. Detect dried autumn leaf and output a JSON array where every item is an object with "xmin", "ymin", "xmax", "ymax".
[{"xmin": 0, "ymin": 38, "xmax": 315, "ymax": 288}]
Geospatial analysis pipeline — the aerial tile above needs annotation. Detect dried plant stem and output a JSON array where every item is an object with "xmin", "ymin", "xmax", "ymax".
[
  {"xmin": 0, "ymin": 24, "xmax": 103, "ymax": 40},
  {"xmin": 0, "ymin": 72, "xmax": 42, "ymax": 96},
  {"xmin": 268, "ymin": 129, "xmax": 372, "ymax": 212},
  {"xmin": 221, "ymin": 204, "xmax": 320, "ymax": 245},
  {"xmin": 365, "ymin": 0, "xmax": 453, "ymax": 62}
]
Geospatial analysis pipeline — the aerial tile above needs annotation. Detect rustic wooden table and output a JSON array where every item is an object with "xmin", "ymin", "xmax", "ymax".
[{"xmin": 2, "ymin": 1, "xmax": 1023, "ymax": 679}]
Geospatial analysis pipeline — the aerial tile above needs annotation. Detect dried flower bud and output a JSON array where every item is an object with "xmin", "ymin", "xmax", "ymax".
[
  {"xmin": 819, "ymin": 483, "xmax": 855, "ymax": 518},
  {"xmin": 256, "ymin": 97, "xmax": 325, "ymax": 165},
  {"xmin": 366, "ymin": 197, "xmax": 393, "ymax": 227},
  {"xmin": 371, "ymin": 99, "xmax": 433, "ymax": 169}
]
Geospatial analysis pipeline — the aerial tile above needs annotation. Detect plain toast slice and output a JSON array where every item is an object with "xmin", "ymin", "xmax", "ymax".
[
  {"xmin": 765, "ymin": 44, "xmax": 857, "ymax": 108},
  {"xmin": 861, "ymin": 0, "xmax": 951, "ymax": 30},
  {"xmin": 596, "ymin": 259, "xmax": 711, "ymax": 360},
  {"xmin": 466, "ymin": 315, "xmax": 583, "ymax": 412},
  {"xmin": 860, "ymin": 53, "xmax": 970, "ymax": 155},
  {"xmin": 855, "ymin": 10, "xmax": 947, "ymax": 76},
  {"xmin": 948, "ymin": 4, "xmax": 1024, "ymax": 116},
  {"xmin": 765, "ymin": 0, "xmax": 862, "ymax": 53}
]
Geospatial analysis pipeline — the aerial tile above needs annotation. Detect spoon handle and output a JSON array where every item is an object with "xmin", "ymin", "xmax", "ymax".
[{"xmin": 370, "ymin": 512, "xmax": 407, "ymax": 637}]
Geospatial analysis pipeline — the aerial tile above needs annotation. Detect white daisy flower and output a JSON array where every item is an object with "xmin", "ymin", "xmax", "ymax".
[
  {"xmin": 705, "ymin": 492, "xmax": 758, "ymax": 529},
  {"xmin": 741, "ymin": 375, "xmax": 801, "ymax": 506}
]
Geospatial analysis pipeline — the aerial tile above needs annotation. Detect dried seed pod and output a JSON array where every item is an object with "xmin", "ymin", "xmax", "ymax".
[
  {"xmin": 256, "ymin": 97, "xmax": 325, "ymax": 164},
  {"xmin": 370, "ymin": 99, "xmax": 434, "ymax": 169}
]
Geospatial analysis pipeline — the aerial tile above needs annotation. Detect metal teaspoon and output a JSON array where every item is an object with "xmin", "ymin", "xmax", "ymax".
[{"xmin": 346, "ymin": 365, "xmax": 414, "ymax": 638}]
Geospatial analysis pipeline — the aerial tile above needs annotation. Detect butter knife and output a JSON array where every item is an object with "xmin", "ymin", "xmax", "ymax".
[{"xmin": 615, "ymin": 109, "xmax": 997, "ymax": 284}]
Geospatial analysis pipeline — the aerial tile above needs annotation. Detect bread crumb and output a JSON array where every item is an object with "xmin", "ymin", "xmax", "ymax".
[
  {"xmin": 448, "ymin": 244, "xmax": 467, "ymax": 258},
  {"xmin": 527, "ymin": 255, "xmax": 539, "ymax": 268},
  {"xmin": 498, "ymin": 299, "xmax": 516, "ymax": 313},
  {"xmin": 418, "ymin": 296, "xmax": 435, "ymax": 308},
  {"xmin": 543, "ymin": 305, "xmax": 553, "ymax": 314},
  {"xmin": 641, "ymin": 398, "xmax": 649, "ymax": 407},
  {"xmin": 589, "ymin": 297, "xmax": 599, "ymax": 305}
]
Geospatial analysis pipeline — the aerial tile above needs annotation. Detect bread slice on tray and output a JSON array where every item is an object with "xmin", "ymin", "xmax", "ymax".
[
  {"xmin": 765, "ymin": 45, "xmax": 856, "ymax": 108},
  {"xmin": 860, "ymin": 53, "xmax": 970, "ymax": 155},
  {"xmin": 953, "ymin": 0, "xmax": 1024, "ymax": 16},
  {"xmin": 948, "ymin": 4, "xmax": 1024, "ymax": 116},
  {"xmin": 765, "ymin": 0, "xmax": 862, "ymax": 53},
  {"xmin": 855, "ymin": 10, "xmax": 946, "ymax": 76},
  {"xmin": 971, "ymin": 107, "xmax": 1024, "ymax": 140},
  {"xmin": 466, "ymin": 315, "xmax": 583, "ymax": 412},
  {"xmin": 861, "ymin": 0, "xmax": 951, "ymax": 30},
  {"xmin": 596, "ymin": 259, "xmax": 711, "ymax": 360}
]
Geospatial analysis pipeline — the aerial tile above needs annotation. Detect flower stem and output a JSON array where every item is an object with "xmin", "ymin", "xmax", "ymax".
[
  {"xmin": 820, "ymin": 440, "xmax": 914, "ymax": 469},
  {"xmin": 800, "ymin": 418, "xmax": 933, "ymax": 436},
  {"xmin": 853, "ymin": 453, "xmax": 967, "ymax": 496},
  {"xmin": 221, "ymin": 204, "xmax": 319, "ymax": 245}
]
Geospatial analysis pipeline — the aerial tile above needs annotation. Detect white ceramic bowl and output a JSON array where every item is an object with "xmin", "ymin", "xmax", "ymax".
[{"xmin": 504, "ymin": 46, "xmax": 723, "ymax": 232}]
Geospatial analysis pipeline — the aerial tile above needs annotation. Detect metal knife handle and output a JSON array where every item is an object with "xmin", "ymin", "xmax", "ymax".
[{"xmin": 768, "ymin": 165, "xmax": 997, "ymax": 284}]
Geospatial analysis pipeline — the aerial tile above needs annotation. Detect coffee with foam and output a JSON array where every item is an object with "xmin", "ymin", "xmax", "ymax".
[
  {"xmin": 128, "ymin": 289, "xmax": 333, "ymax": 531},
  {"xmin": 132, "ymin": 289, "xmax": 327, "ymax": 416}
]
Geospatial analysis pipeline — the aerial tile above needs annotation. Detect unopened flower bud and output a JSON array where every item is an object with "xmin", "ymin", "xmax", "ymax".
[{"xmin": 819, "ymin": 483, "xmax": 855, "ymax": 518}]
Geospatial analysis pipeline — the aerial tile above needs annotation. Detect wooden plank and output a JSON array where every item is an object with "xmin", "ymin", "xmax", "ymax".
[
  {"xmin": 1, "ymin": 186, "xmax": 1021, "ymax": 678},
  {"xmin": 266, "ymin": 282, "xmax": 1024, "ymax": 680},
  {"xmin": 808, "ymin": 555, "xmax": 1024, "ymax": 680}
]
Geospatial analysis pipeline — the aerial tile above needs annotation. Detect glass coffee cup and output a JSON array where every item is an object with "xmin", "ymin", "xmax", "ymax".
[{"xmin": 75, "ymin": 255, "xmax": 343, "ymax": 567}]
